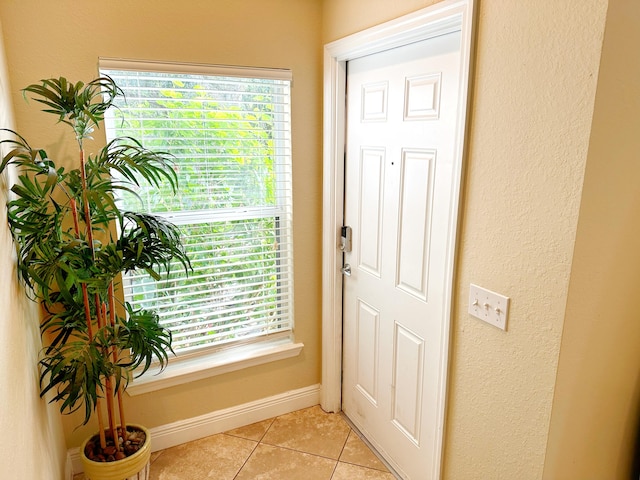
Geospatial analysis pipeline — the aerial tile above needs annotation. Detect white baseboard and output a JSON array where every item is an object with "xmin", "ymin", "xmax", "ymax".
[
  {"xmin": 65, "ymin": 451, "xmax": 73, "ymax": 480},
  {"xmin": 69, "ymin": 383, "xmax": 321, "ymax": 475}
]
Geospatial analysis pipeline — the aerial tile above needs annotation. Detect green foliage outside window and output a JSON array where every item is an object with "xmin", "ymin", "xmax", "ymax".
[{"xmin": 103, "ymin": 70, "xmax": 292, "ymax": 353}]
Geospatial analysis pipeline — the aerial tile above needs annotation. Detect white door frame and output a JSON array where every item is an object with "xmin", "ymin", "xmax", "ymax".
[{"xmin": 321, "ymin": 0, "xmax": 475, "ymax": 473}]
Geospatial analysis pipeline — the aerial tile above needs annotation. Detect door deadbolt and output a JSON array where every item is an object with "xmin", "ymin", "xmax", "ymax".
[{"xmin": 340, "ymin": 226, "xmax": 352, "ymax": 253}]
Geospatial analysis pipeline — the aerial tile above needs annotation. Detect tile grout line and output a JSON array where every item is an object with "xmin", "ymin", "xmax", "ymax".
[
  {"xmin": 258, "ymin": 405, "xmax": 352, "ymax": 464},
  {"xmin": 340, "ymin": 413, "xmax": 402, "ymax": 479},
  {"xmin": 329, "ymin": 425, "xmax": 353, "ymax": 479},
  {"xmin": 258, "ymin": 440, "xmax": 345, "ymax": 462},
  {"xmin": 232, "ymin": 417, "xmax": 276, "ymax": 480},
  {"xmin": 230, "ymin": 435, "xmax": 260, "ymax": 480},
  {"xmin": 141, "ymin": 405, "xmax": 393, "ymax": 480},
  {"xmin": 233, "ymin": 408, "xmax": 352, "ymax": 479}
]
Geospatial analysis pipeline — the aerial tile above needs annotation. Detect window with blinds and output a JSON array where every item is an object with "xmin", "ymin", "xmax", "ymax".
[{"xmin": 100, "ymin": 60, "xmax": 294, "ymax": 357}]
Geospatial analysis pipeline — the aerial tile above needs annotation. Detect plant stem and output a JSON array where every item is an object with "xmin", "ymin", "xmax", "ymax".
[
  {"xmin": 103, "ymin": 301, "xmax": 120, "ymax": 451},
  {"xmin": 78, "ymin": 148, "xmax": 96, "ymax": 262},
  {"xmin": 96, "ymin": 296, "xmax": 119, "ymax": 449},
  {"xmin": 70, "ymin": 198, "xmax": 94, "ymax": 339},
  {"xmin": 104, "ymin": 373, "xmax": 118, "ymax": 449},
  {"xmin": 109, "ymin": 283, "xmax": 127, "ymax": 434},
  {"xmin": 96, "ymin": 403, "xmax": 107, "ymax": 450},
  {"xmin": 78, "ymin": 146, "xmax": 113, "ymax": 448},
  {"xmin": 70, "ymin": 195, "xmax": 108, "ymax": 448}
]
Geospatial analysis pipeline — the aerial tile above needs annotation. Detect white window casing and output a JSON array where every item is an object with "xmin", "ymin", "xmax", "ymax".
[{"xmin": 100, "ymin": 59, "xmax": 300, "ymax": 391}]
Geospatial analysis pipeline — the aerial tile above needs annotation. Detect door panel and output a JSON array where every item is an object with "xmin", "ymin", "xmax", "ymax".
[
  {"xmin": 358, "ymin": 147, "xmax": 385, "ymax": 276},
  {"xmin": 392, "ymin": 322, "xmax": 424, "ymax": 444},
  {"xmin": 355, "ymin": 299, "xmax": 380, "ymax": 404},
  {"xmin": 397, "ymin": 149, "xmax": 435, "ymax": 300},
  {"xmin": 342, "ymin": 31, "xmax": 462, "ymax": 480}
]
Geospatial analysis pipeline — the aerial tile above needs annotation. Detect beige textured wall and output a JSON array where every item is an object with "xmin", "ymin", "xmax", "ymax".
[
  {"xmin": 0, "ymin": 18, "xmax": 68, "ymax": 480},
  {"xmin": 322, "ymin": 0, "xmax": 440, "ymax": 40},
  {"xmin": 323, "ymin": 0, "xmax": 608, "ymax": 479},
  {"xmin": 544, "ymin": 0, "xmax": 640, "ymax": 478},
  {"xmin": 4, "ymin": 1, "xmax": 636, "ymax": 477},
  {"xmin": 0, "ymin": 0, "xmax": 323, "ymax": 449}
]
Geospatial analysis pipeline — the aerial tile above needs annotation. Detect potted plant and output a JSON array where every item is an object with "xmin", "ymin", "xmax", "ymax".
[{"xmin": 0, "ymin": 76, "xmax": 191, "ymax": 479}]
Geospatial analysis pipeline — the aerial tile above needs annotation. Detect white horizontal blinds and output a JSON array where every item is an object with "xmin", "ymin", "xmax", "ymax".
[{"xmin": 101, "ymin": 63, "xmax": 294, "ymax": 355}]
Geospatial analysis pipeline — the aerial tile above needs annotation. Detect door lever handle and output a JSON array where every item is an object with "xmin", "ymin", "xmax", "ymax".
[{"xmin": 341, "ymin": 264, "xmax": 352, "ymax": 276}]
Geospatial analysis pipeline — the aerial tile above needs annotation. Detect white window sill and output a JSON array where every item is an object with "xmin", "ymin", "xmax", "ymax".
[{"xmin": 126, "ymin": 338, "xmax": 304, "ymax": 396}]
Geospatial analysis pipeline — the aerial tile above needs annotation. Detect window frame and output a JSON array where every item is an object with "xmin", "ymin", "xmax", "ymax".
[{"xmin": 99, "ymin": 58, "xmax": 301, "ymax": 391}]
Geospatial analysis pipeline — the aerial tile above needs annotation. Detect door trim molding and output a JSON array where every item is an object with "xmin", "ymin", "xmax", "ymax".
[{"xmin": 321, "ymin": 0, "xmax": 475, "ymax": 476}]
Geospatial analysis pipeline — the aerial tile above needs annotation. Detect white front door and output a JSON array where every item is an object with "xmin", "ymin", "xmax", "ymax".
[{"xmin": 342, "ymin": 31, "xmax": 462, "ymax": 480}]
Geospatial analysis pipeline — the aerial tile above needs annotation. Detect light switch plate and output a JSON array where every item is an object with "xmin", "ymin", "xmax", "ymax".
[{"xmin": 469, "ymin": 284, "xmax": 510, "ymax": 331}]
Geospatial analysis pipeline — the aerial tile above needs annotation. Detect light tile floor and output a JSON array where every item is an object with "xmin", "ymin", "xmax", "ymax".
[{"xmin": 74, "ymin": 405, "xmax": 397, "ymax": 479}]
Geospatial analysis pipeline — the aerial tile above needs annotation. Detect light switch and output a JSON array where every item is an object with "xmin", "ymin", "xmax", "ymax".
[{"xmin": 468, "ymin": 284, "xmax": 509, "ymax": 331}]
